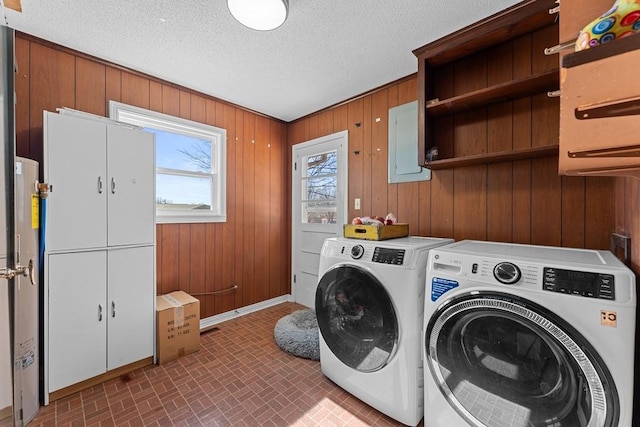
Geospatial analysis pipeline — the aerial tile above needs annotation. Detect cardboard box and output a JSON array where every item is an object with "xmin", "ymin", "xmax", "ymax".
[
  {"xmin": 343, "ymin": 223, "xmax": 409, "ymax": 241},
  {"xmin": 156, "ymin": 291, "xmax": 200, "ymax": 364}
]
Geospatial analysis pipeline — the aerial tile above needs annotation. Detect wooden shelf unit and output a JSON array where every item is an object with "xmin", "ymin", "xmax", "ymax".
[
  {"xmin": 426, "ymin": 69, "xmax": 559, "ymax": 116},
  {"xmin": 425, "ymin": 145, "xmax": 559, "ymax": 170},
  {"xmin": 414, "ymin": 0, "xmax": 559, "ymax": 169}
]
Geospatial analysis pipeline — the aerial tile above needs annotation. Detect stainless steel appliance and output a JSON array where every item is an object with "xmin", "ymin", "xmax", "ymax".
[{"xmin": 0, "ymin": 25, "xmax": 40, "ymax": 427}]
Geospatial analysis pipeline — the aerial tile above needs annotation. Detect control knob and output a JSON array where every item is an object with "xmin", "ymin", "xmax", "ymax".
[
  {"xmin": 493, "ymin": 262, "xmax": 521, "ymax": 285},
  {"xmin": 351, "ymin": 245, "xmax": 364, "ymax": 259}
]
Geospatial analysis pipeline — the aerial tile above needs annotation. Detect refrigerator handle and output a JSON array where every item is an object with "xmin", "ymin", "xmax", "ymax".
[
  {"xmin": 111, "ymin": 301, "xmax": 116, "ymax": 318},
  {"xmin": 28, "ymin": 259, "xmax": 36, "ymax": 285},
  {"xmin": 98, "ymin": 176, "xmax": 103, "ymax": 194},
  {"xmin": 98, "ymin": 304, "xmax": 103, "ymax": 322},
  {"xmin": 111, "ymin": 177, "xmax": 116, "ymax": 194}
]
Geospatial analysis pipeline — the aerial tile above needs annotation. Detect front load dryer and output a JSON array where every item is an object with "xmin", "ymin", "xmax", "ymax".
[
  {"xmin": 316, "ymin": 236, "xmax": 453, "ymax": 426},
  {"xmin": 423, "ymin": 240, "xmax": 636, "ymax": 427}
]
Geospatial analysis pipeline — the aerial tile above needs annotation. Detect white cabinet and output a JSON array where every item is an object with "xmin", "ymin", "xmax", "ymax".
[
  {"xmin": 44, "ymin": 111, "xmax": 155, "ymax": 251},
  {"xmin": 44, "ymin": 113, "xmax": 107, "ymax": 251},
  {"xmin": 44, "ymin": 110, "xmax": 155, "ymax": 398},
  {"xmin": 47, "ymin": 247, "xmax": 154, "ymax": 392},
  {"xmin": 48, "ymin": 251, "xmax": 106, "ymax": 391},
  {"xmin": 107, "ymin": 124, "xmax": 155, "ymax": 246},
  {"xmin": 107, "ymin": 246, "xmax": 154, "ymax": 370}
]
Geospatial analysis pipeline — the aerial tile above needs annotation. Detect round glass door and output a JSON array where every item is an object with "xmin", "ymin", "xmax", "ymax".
[
  {"xmin": 315, "ymin": 264, "xmax": 398, "ymax": 372},
  {"xmin": 425, "ymin": 292, "xmax": 618, "ymax": 427}
]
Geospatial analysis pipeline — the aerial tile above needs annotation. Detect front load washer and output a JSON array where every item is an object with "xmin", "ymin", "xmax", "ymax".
[
  {"xmin": 423, "ymin": 240, "xmax": 636, "ymax": 427},
  {"xmin": 316, "ymin": 236, "xmax": 453, "ymax": 426}
]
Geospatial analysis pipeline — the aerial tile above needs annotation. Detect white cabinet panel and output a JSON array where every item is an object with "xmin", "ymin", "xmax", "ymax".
[
  {"xmin": 48, "ymin": 251, "xmax": 107, "ymax": 391},
  {"xmin": 44, "ymin": 112, "xmax": 107, "ymax": 251},
  {"xmin": 44, "ymin": 110, "xmax": 156, "ymax": 399},
  {"xmin": 107, "ymin": 124, "xmax": 155, "ymax": 246},
  {"xmin": 107, "ymin": 246, "xmax": 154, "ymax": 370}
]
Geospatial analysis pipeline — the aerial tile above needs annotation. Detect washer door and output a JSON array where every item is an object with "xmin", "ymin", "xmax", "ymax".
[
  {"xmin": 425, "ymin": 292, "xmax": 619, "ymax": 427},
  {"xmin": 315, "ymin": 264, "xmax": 398, "ymax": 372}
]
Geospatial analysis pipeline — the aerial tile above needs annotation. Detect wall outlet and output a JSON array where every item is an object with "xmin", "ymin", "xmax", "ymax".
[{"xmin": 354, "ymin": 198, "xmax": 361, "ymax": 210}]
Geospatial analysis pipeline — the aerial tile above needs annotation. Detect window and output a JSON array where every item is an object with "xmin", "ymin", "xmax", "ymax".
[
  {"xmin": 301, "ymin": 150, "xmax": 337, "ymax": 224},
  {"xmin": 109, "ymin": 101, "xmax": 226, "ymax": 223}
]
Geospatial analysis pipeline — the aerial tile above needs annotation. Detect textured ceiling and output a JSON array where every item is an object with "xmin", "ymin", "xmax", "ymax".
[{"xmin": 2, "ymin": 0, "xmax": 522, "ymax": 122}]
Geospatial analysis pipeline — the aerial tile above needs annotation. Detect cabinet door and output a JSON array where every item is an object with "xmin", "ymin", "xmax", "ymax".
[
  {"xmin": 107, "ymin": 246, "xmax": 154, "ymax": 370},
  {"xmin": 107, "ymin": 124, "xmax": 155, "ymax": 246},
  {"xmin": 48, "ymin": 251, "xmax": 107, "ymax": 392},
  {"xmin": 44, "ymin": 112, "xmax": 107, "ymax": 251}
]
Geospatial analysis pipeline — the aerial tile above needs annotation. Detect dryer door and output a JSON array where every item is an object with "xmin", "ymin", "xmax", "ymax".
[
  {"xmin": 425, "ymin": 292, "xmax": 618, "ymax": 427},
  {"xmin": 315, "ymin": 264, "xmax": 398, "ymax": 372}
]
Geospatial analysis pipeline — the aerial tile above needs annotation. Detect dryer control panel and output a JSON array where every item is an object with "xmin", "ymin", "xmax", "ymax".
[
  {"xmin": 543, "ymin": 267, "xmax": 615, "ymax": 300},
  {"xmin": 372, "ymin": 247, "xmax": 405, "ymax": 265}
]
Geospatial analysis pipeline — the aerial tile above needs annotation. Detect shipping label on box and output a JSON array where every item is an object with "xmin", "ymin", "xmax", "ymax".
[{"xmin": 156, "ymin": 291, "xmax": 200, "ymax": 364}]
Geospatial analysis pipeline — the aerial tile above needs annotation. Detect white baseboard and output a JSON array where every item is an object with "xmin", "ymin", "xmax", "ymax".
[{"xmin": 199, "ymin": 294, "xmax": 292, "ymax": 332}]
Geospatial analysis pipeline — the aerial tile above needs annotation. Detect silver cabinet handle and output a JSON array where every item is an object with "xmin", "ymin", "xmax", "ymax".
[
  {"xmin": 111, "ymin": 301, "xmax": 116, "ymax": 318},
  {"xmin": 98, "ymin": 176, "xmax": 103, "ymax": 194},
  {"xmin": 98, "ymin": 304, "xmax": 103, "ymax": 321},
  {"xmin": 111, "ymin": 177, "xmax": 116, "ymax": 194}
]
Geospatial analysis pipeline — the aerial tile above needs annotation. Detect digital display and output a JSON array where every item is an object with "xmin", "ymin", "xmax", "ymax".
[
  {"xmin": 554, "ymin": 269, "xmax": 599, "ymax": 291},
  {"xmin": 543, "ymin": 267, "xmax": 615, "ymax": 300},
  {"xmin": 373, "ymin": 247, "xmax": 405, "ymax": 265}
]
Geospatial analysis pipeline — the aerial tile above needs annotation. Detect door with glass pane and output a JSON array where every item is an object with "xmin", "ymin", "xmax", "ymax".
[{"xmin": 292, "ymin": 131, "xmax": 347, "ymax": 308}]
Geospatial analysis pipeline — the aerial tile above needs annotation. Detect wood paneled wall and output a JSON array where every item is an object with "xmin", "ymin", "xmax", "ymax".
[
  {"xmin": 615, "ymin": 176, "xmax": 640, "ymax": 414},
  {"xmin": 12, "ymin": 28, "xmax": 627, "ymax": 322},
  {"xmin": 14, "ymin": 33, "xmax": 290, "ymax": 319},
  {"xmin": 617, "ymin": 178, "xmax": 640, "ymax": 274},
  {"xmin": 289, "ymin": 73, "xmax": 615, "ymax": 249}
]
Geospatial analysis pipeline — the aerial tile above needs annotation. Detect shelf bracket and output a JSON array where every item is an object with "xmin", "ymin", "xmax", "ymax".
[
  {"xmin": 575, "ymin": 95, "xmax": 640, "ymax": 120},
  {"xmin": 544, "ymin": 39, "xmax": 576, "ymax": 55},
  {"xmin": 568, "ymin": 144, "xmax": 640, "ymax": 158}
]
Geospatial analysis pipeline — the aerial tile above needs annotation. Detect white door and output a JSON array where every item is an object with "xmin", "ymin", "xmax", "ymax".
[
  {"xmin": 44, "ymin": 112, "xmax": 107, "ymax": 251},
  {"xmin": 292, "ymin": 131, "xmax": 348, "ymax": 308},
  {"xmin": 107, "ymin": 246, "xmax": 154, "ymax": 370},
  {"xmin": 107, "ymin": 123, "xmax": 155, "ymax": 247},
  {"xmin": 48, "ymin": 251, "xmax": 107, "ymax": 391}
]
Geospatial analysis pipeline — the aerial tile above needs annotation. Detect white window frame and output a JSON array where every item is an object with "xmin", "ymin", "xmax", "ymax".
[{"xmin": 109, "ymin": 101, "xmax": 226, "ymax": 223}]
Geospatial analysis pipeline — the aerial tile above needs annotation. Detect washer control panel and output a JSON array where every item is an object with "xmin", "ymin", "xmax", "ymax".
[
  {"xmin": 543, "ymin": 267, "xmax": 615, "ymax": 300},
  {"xmin": 372, "ymin": 247, "xmax": 405, "ymax": 265}
]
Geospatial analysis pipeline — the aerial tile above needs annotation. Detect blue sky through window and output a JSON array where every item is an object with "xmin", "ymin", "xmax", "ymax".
[{"xmin": 145, "ymin": 127, "xmax": 213, "ymax": 206}]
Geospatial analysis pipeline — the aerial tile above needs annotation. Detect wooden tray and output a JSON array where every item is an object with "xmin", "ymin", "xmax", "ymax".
[{"xmin": 343, "ymin": 223, "xmax": 409, "ymax": 241}]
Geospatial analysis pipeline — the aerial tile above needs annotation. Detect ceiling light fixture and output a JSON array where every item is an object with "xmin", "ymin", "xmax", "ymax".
[{"xmin": 227, "ymin": 0, "xmax": 289, "ymax": 31}]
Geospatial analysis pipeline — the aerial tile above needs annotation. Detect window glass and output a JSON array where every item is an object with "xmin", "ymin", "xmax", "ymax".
[
  {"xmin": 156, "ymin": 174, "xmax": 213, "ymax": 209},
  {"xmin": 154, "ymin": 129, "xmax": 212, "ymax": 173},
  {"xmin": 301, "ymin": 150, "xmax": 337, "ymax": 224}
]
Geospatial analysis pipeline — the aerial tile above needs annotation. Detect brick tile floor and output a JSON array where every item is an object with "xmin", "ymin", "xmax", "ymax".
[{"xmin": 12, "ymin": 302, "xmax": 424, "ymax": 426}]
